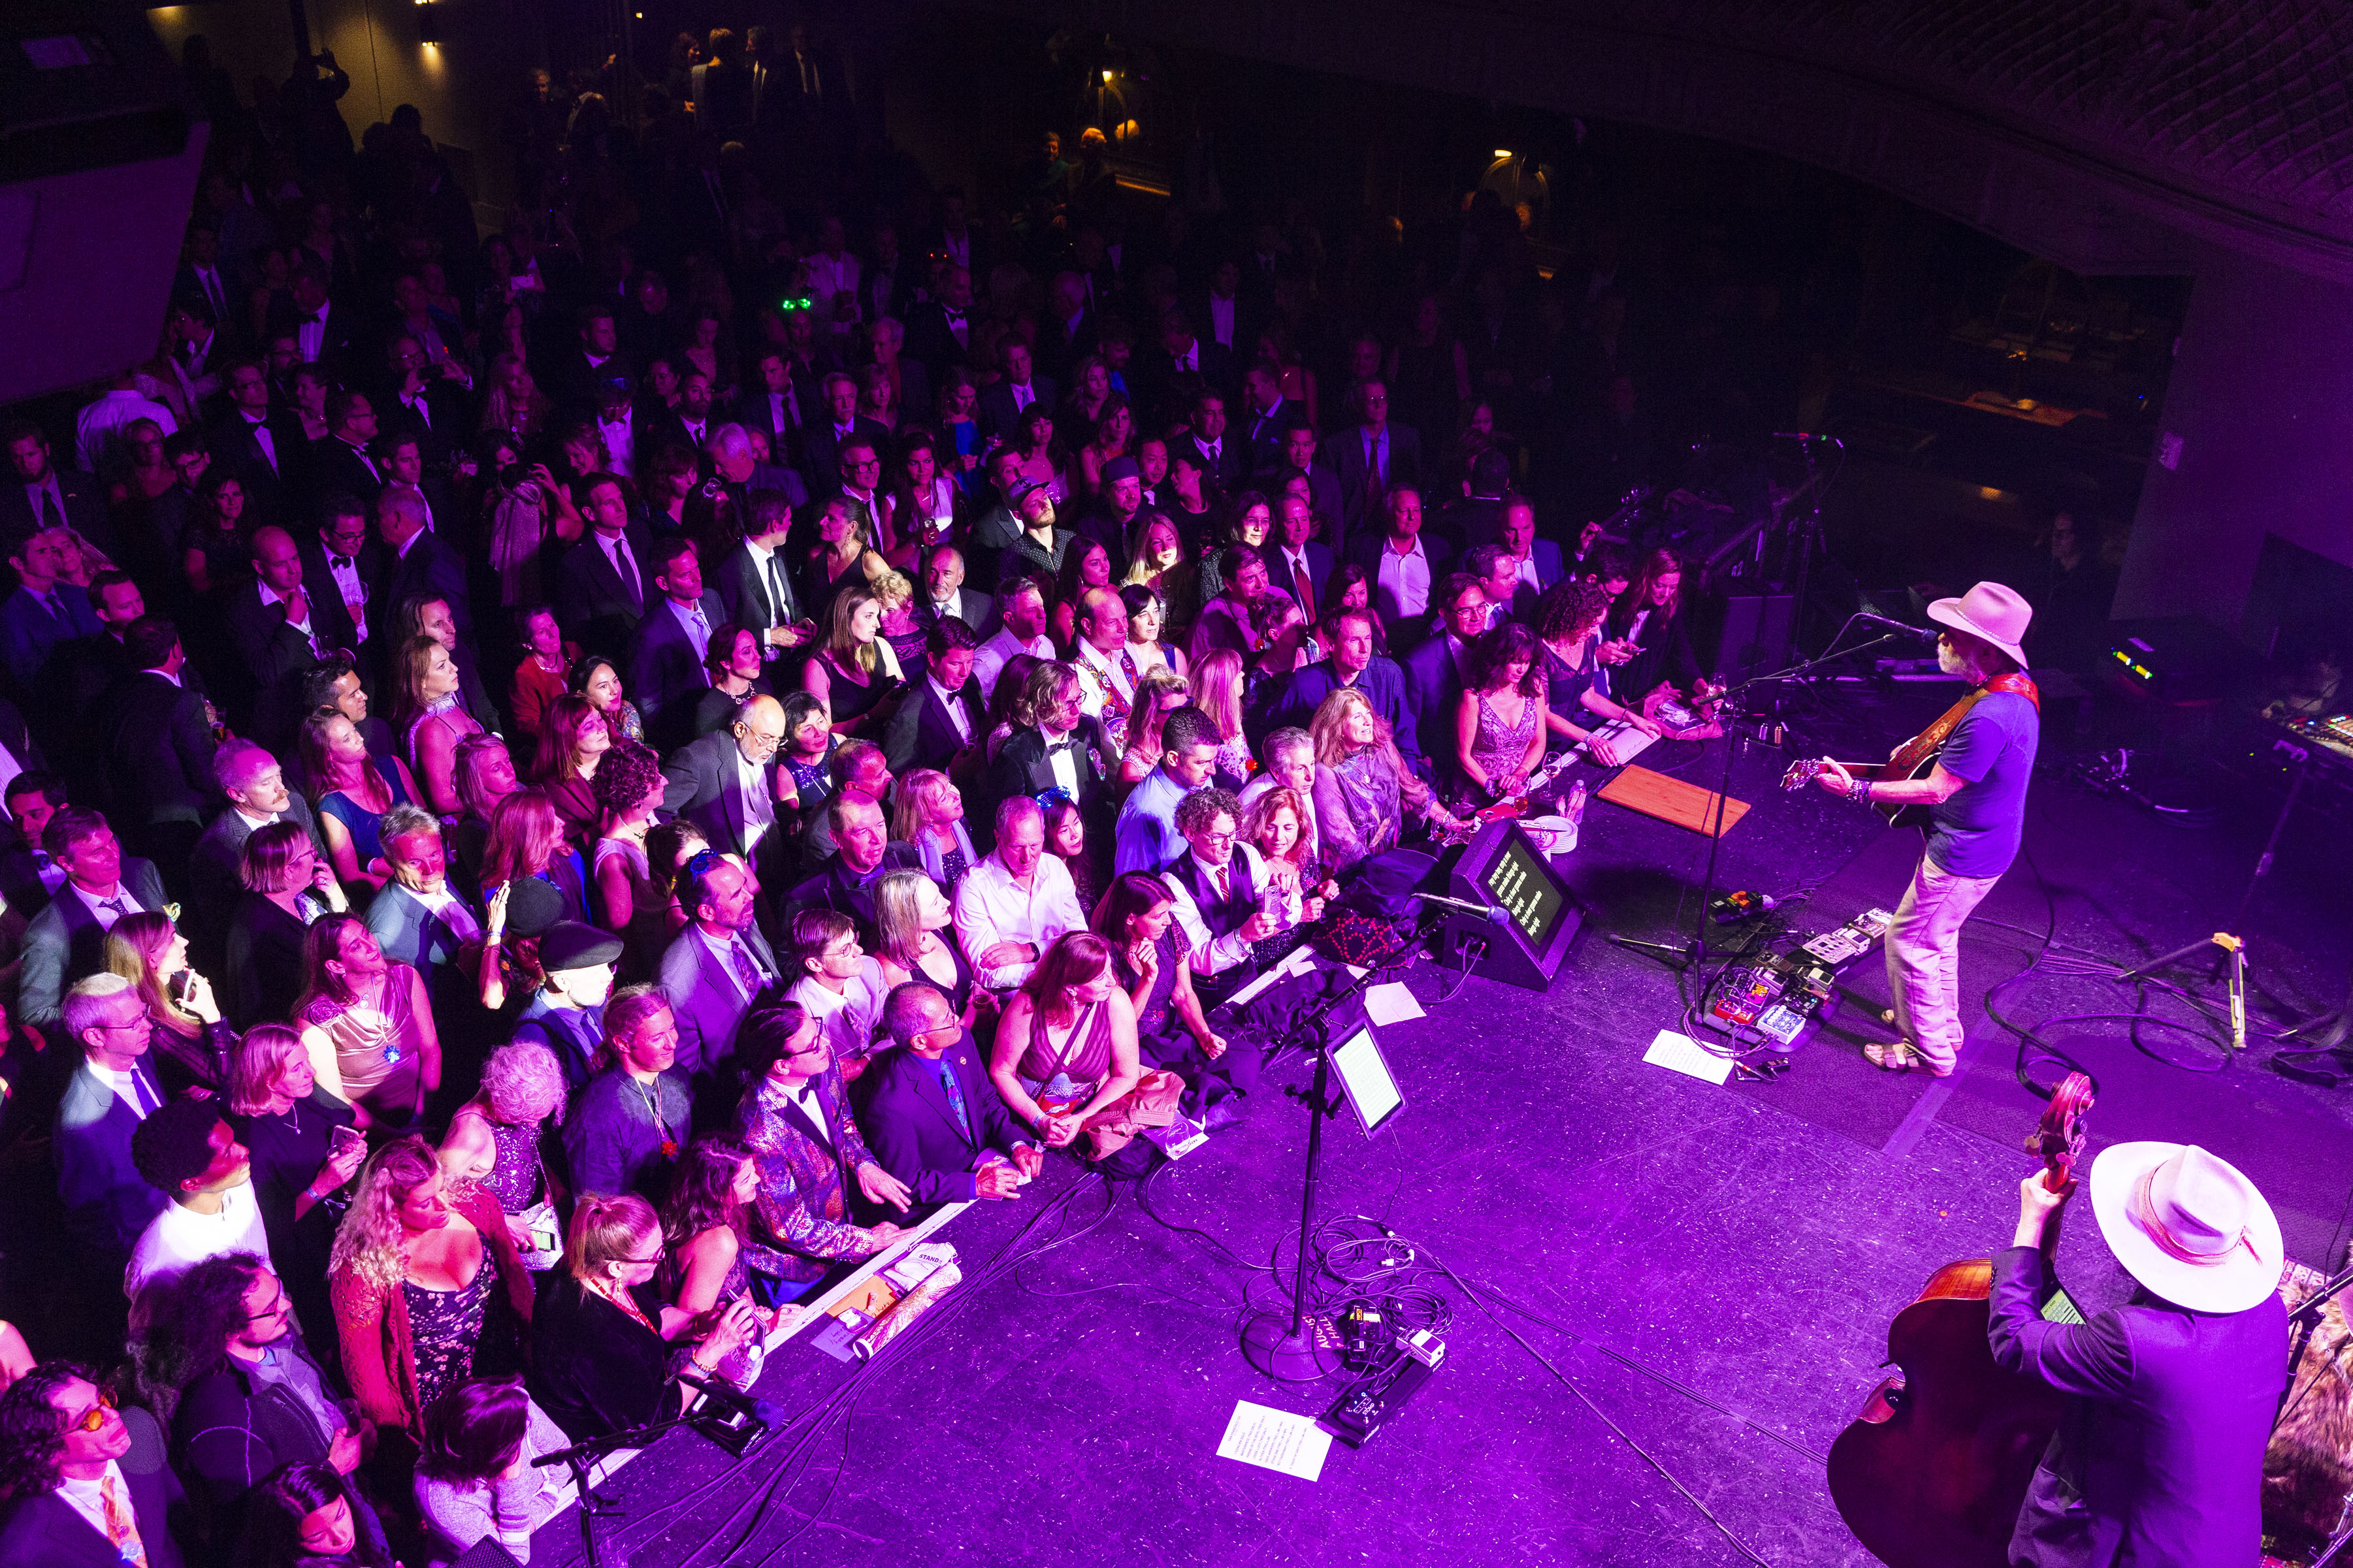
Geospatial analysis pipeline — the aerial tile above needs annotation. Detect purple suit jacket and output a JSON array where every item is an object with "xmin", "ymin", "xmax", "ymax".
[
  {"xmin": 734, "ymin": 1064, "xmax": 880, "ymax": 1282},
  {"xmin": 1987, "ymin": 1245, "xmax": 2285, "ymax": 1568}
]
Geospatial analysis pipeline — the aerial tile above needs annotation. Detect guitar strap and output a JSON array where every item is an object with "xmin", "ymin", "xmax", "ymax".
[{"xmin": 1892, "ymin": 672, "xmax": 2040, "ymax": 771}]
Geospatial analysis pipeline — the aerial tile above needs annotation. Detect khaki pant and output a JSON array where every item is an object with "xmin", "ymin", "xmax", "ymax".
[{"xmin": 1885, "ymin": 856, "xmax": 2002, "ymax": 1074}]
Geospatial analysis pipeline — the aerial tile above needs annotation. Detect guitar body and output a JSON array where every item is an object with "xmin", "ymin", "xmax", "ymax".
[
  {"xmin": 1827, "ymin": 1073, "xmax": 2094, "ymax": 1568},
  {"xmin": 1783, "ymin": 673, "xmax": 2038, "ymax": 829}
]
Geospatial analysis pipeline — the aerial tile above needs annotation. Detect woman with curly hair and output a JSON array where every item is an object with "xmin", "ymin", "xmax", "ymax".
[
  {"xmin": 438, "ymin": 1042, "xmax": 567, "ymax": 1273},
  {"xmin": 329, "ymin": 1135, "xmax": 533, "ymax": 1437},
  {"xmin": 660, "ymin": 1135, "xmax": 794, "ymax": 1324},
  {"xmin": 1536, "ymin": 577, "xmax": 1661, "ymax": 765},
  {"xmin": 530, "ymin": 694, "xmax": 611, "ymax": 851},
  {"xmin": 1308, "ymin": 686, "xmax": 1458, "ymax": 876},
  {"xmin": 589, "ymin": 739, "xmax": 670, "ymax": 978},
  {"xmin": 1451, "ymin": 620, "xmax": 1548, "ymax": 808}
]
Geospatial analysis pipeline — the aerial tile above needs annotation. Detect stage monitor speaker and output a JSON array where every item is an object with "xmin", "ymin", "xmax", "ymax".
[
  {"xmin": 1435, "ymin": 821, "xmax": 1581, "ymax": 991},
  {"xmin": 0, "ymin": 3, "xmax": 208, "ymax": 404}
]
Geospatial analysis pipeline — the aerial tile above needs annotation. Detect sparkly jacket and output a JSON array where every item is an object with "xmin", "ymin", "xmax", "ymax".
[{"xmin": 732, "ymin": 1064, "xmax": 892, "ymax": 1283}]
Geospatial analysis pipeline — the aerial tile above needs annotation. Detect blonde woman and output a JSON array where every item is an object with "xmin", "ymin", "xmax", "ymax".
[
  {"xmin": 891, "ymin": 769, "xmax": 979, "ymax": 891},
  {"xmin": 1308, "ymin": 687, "xmax": 1457, "ymax": 876},
  {"xmin": 329, "ymin": 1135, "xmax": 534, "ymax": 1437},
  {"xmin": 871, "ymin": 868, "xmax": 976, "ymax": 1024},
  {"xmin": 395, "ymin": 633, "xmax": 487, "ymax": 816},
  {"xmin": 225, "ymin": 1022, "xmax": 364, "ymax": 1347},
  {"xmin": 802, "ymin": 586, "xmax": 905, "ymax": 739},
  {"xmin": 1116, "ymin": 665, "xmax": 1193, "ymax": 790},
  {"xmin": 438, "ymin": 1041, "xmax": 567, "ymax": 1272},
  {"xmin": 105, "ymin": 910, "xmax": 231, "ymax": 1093},
  {"xmin": 1189, "ymin": 647, "xmax": 1254, "ymax": 788},
  {"xmin": 866, "ymin": 558, "xmax": 931, "ymax": 678}
]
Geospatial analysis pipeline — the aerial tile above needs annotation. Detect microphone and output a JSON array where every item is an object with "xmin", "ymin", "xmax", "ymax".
[
  {"xmin": 675, "ymin": 1367, "xmax": 786, "ymax": 1426},
  {"xmin": 1411, "ymin": 891, "xmax": 1509, "ymax": 927},
  {"xmin": 1853, "ymin": 613, "xmax": 1939, "ymax": 642}
]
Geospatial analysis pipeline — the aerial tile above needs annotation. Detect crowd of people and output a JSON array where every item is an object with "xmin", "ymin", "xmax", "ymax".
[{"xmin": 0, "ymin": 29, "xmax": 1740, "ymax": 1567}]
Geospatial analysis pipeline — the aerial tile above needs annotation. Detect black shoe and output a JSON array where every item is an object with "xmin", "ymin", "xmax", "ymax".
[{"xmin": 1203, "ymin": 1097, "xmax": 1246, "ymax": 1131}]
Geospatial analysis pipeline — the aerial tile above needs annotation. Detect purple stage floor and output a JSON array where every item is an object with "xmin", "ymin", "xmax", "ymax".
[{"xmin": 532, "ymin": 690, "xmax": 2353, "ymax": 1568}]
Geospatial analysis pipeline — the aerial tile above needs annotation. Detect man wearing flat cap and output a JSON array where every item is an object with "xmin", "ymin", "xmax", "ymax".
[{"xmin": 1995, "ymin": 1141, "xmax": 2286, "ymax": 1566}]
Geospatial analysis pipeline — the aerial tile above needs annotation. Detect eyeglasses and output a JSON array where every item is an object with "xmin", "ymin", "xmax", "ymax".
[
  {"xmin": 623, "ymin": 1244, "xmax": 668, "ymax": 1266},
  {"xmin": 69, "ymin": 1388, "xmax": 118, "ymax": 1433}
]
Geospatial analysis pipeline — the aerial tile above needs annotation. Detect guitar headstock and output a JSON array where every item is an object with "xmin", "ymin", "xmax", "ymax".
[
  {"xmin": 1779, "ymin": 758, "xmax": 1819, "ymax": 792},
  {"xmin": 2027, "ymin": 1071, "xmax": 2095, "ymax": 1192}
]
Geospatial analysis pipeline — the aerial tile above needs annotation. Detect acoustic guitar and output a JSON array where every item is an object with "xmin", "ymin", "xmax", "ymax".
[
  {"xmin": 1825, "ymin": 1072, "xmax": 2094, "ymax": 1568},
  {"xmin": 1779, "ymin": 674, "xmax": 2039, "ymax": 827}
]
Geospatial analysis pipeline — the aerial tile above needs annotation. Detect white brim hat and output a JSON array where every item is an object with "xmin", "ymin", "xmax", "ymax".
[
  {"xmin": 1926, "ymin": 581, "xmax": 2033, "ymax": 671},
  {"xmin": 2087, "ymin": 1142, "xmax": 2282, "ymax": 1315}
]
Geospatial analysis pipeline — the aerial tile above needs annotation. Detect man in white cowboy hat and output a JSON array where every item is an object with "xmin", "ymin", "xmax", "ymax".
[
  {"xmin": 1995, "ymin": 1142, "xmax": 2286, "ymax": 1565},
  {"xmin": 1807, "ymin": 581, "xmax": 2039, "ymax": 1074}
]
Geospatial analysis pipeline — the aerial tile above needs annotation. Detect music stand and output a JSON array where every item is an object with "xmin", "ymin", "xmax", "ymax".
[{"xmin": 1239, "ymin": 940, "xmax": 1421, "ymax": 1382}]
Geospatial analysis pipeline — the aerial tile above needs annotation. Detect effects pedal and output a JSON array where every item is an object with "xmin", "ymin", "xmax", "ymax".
[{"xmin": 1321, "ymin": 1345, "xmax": 1444, "ymax": 1449}]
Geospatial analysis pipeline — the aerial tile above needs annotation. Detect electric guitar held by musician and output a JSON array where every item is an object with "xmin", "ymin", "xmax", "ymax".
[{"xmin": 1781, "ymin": 673, "xmax": 2041, "ymax": 827}]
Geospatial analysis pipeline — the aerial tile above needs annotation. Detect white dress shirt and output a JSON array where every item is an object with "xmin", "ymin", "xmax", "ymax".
[
  {"xmin": 1160, "ymin": 843, "xmax": 1271, "ymax": 977},
  {"xmin": 972, "ymin": 628, "xmax": 1055, "ymax": 704},
  {"xmin": 928, "ymin": 675, "xmax": 975, "ymax": 744},
  {"xmin": 74, "ymin": 880, "xmax": 146, "ymax": 932},
  {"xmin": 54, "ymin": 1461, "xmax": 144, "ymax": 1554},
  {"xmin": 788, "ymin": 958, "xmax": 887, "ymax": 1063},
  {"xmin": 952, "ymin": 852, "xmax": 1085, "ymax": 990},
  {"xmin": 1374, "ymin": 537, "xmax": 1433, "ymax": 622},
  {"xmin": 125, "ymin": 1179, "xmax": 274, "ymax": 1301},
  {"xmin": 257, "ymin": 581, "xmax": 319, "ymax": 655},
  {"xmin": 322, "ymin": 550, "xmax": 367, "ymax": 643},
  {"xmin": 734, "ymin": 743, "xmax": 775, "ymax": 852}
]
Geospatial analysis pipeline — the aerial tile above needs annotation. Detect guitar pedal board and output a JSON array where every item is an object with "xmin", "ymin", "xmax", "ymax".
[{"xmin": 1707, "ymin": 908, "xmax": 1897, "ymax": 1050}]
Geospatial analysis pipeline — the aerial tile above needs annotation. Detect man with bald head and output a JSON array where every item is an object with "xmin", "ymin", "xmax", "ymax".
[
  {"xmin": 225, "ymin": 524, "xmax": 355, "ymax": 742},
  {"xmin": 371, "ymin": 483, "xmax": 470, "ymax": 639},
  {"xmin": 660, "ymin": 693, "xmax": 791, "ymax": 882}
]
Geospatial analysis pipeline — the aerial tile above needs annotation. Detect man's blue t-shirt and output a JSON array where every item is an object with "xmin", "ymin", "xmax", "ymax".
[{"xmin": 1924, "ymin": 690, "xmax": 2038, "ymax": 878}]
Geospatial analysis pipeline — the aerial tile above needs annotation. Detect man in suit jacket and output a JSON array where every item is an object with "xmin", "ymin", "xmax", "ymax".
[
  {"xmin": 656, "ymin": 853, "xmax": 782, "ymax": 1096},
  {"xmin": 626, "ymin": 536, "xmax": 726, "ymax": 752},
  {"xmin": 97, "ymin": 619, "xmax": 216, "ymax": 891},
  {"xmin": 376, "ymin": 334, "xmax": 473, "ymax": 473},
  {"xmin": 0, "ymin": 1364, "xmax": 189, "ymax": 1568},
  {"xmin": 659, "ymin": 697, "xmax": 787, "ymax": 868},
  {"xmin": 267, "ymin": 265, "xmax": 357, "ymax": 378},
  {"xmin": 1493, "ymin": 498, "xmax": 1566, "ymax": 623},
  {"xmin": 1, "ymin": 420, "xmax": 113, "ymax": 558},
  {"xmin": 883, "ymin": 618, "xmax": 986, "ymax": 780},
  {"xmin": 1990, "ymin": 1142, "xmax": 2286, "ymax": 1568},
  {"xmin": 976, "ymin": 340, "xmax": 1055, "ymax": 445},
  {"xmin": 797, "ymin": 375, "xmax": 890, "ymax": 503},
  {"xmin": 781, "ymin": 795, "xmax": 921, "ymax": 940},
  {"xmin": 0, "ymin": 769, "xmax": 65, "ymax": 921},
  {"xmin": 978, "ymin": 664, "xmax": 1116, "ymax": 852},
  {"xmin": 50, "ymin": 974, "xmax": 174, "ymax": 1266},
  {"xmin": 712, "ymin": 490, "xmax": 813, "ymax": 673},
  {"xmin": 1254, "ymin": 607, "xmax": 1425, "ymax": 775},
  {"xmin": 226, "ymin": 526, "xmax": 356, "ymax": 743},
  {"xmin": 1179, "ymin": 388, "xmax": 1247, "ymax": 496},
  {"xmin": 20, "ymin": 809, "xmax": 170, "ymax": 1029},
  {"xmin": 904, "ymin": 265, "xmax": 978, "ymax": 380},
  {"xmin": 205, "ymin": 360, "xmax": 304, "ymax": 527},
  {"xmin": 915, "ymin": 547, "xmax": 995, "ymax": 642},
  {"xmin": 304, "ymin": 389, "xmax": 386, "ymax": 519},
  {"xmin": 0, "ymin": 522, "xmax": 101, "ymax": 692},
  {"xmin": 732, "ymin": 349, "xmax": 803, "ymax": 467},
  {"xmin": 1033, "ymin": 272, "xmax": 1097, "ymax": 389},
  {"xmin": 1238, "ymin": 362, "xmax": 1295, "ymax": 477},
  {"xmin": 863, "ymin": 982, "xmax": 1042, "ymax": 1205},
  {"xmin": 187, "ymin": 741, "xmax": 325, "ymax": 970},
  {"xmin": 1142, "ymin": 309, "xmax": 1237, "ymax": 428},
  {"xmin": 557, "ymin": 473, "xmax": 652, "ymax": 662},
  {"xmin": 372, "ymin": 485, "xmax": 470, "ymax": 640},
  {"xmin": 1331, "ymin": 381, "xmax": 1425, "ymax": 545},
  {"xmin": 1401, "ymin": 573, "xmax": 1491, "ymax": 787},
  {"xmin": 1263, "ymin": 493, "xmax": 1337, "ymax": 623},
  {"xmin": 736, "ymin": 1011, "xmax": 907, "ymax": 1282}
]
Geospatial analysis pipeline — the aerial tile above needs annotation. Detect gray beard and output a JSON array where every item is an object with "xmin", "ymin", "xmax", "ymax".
[{"xmin": 1937, "ymin": 640, "xmax": 1977, "ymax": 681}]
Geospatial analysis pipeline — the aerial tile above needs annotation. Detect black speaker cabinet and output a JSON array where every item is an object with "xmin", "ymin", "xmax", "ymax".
[{"xmin": 1433, "ymin": 821, "xmax": 1581, "ymax": 991}]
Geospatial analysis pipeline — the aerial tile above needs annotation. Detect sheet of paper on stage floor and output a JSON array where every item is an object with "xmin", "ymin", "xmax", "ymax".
[
  {"xmin": 1363, "ymin": 982, "xmax": 1425, "ymax": 1026},
  {"xmin": 1216, "ymin": 1401, "xmax": 1333, "ymax": 1481},
  {"xmin": 1644, "ymin": 1029, "xmax": 1734, "ymax": 1085}
]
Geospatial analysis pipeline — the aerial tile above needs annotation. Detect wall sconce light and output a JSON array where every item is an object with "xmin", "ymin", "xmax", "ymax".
[{"xmin": 416, "ymin": 0, "xmax": 442, "ymax": 44}]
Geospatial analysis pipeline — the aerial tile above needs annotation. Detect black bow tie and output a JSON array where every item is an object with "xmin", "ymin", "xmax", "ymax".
[
  {"xmin": 943, "ymin": 308, "xmax": 966, "ymax": 321},
  {"xmin": 330, "ymin": 554, "xmax": 353, "ymax": 569}
]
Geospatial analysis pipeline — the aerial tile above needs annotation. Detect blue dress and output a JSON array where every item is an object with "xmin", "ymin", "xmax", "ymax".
[{"xmin": 319, "ymin": 757, "xmax": 415, "ymax": 866}]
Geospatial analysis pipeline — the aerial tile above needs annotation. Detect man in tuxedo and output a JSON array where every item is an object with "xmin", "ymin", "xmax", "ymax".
[
  {"xmin": 657, "ymin": 850, "xmax": 781, "ymax": 1096},
  {"xmin": 1332, "ymin": 379, "xmax": 1425, "ymax": 545},
  {"xmin": 659, "ymin": 694, "xmax": 788, "ymax": 871},
  {"xmin": 187, "ymin": 742, "xmax": 325, "ymax": 969},
  {"xmin": 668, "ymin": 370, "xmax": 719, "ymax": 457},
  {"xmin": 831, "ymin": 439, "xmax": 888, "ymax": 547},
  {"xmin": 374, "ymin": 432, "xmax": 453, "ymax": 543},
  {"xmin": 977, "ymin": 338, "xmax": 1054, "ymax": 444},
  {"xmin": 0, "ymin": 520, "xmax": 101, "ymax": 692},
  {"xmin": 883, "ymin": 616, "xmax": 986, "ymax": 781},
  {"xmin": 267, "ymin": 264, "xmax": 355, "ymax": 377},
  {"xmin": 226, "ymin": 526, "xmax": 355, "ymax": 744},
  {"xmin": 1182, "ymin": 389, "xmax": 1246, "ymax": 496},
  {"xmin": 373, "ymin": 486, "xmax": 470, "ymax": 640},
  {"xmin": 176, "ymin": 216, "xmax": 235, "ymax": 341},
  {"xmin": 929, "ymin": 187, "xmax": 988, "ymax": 285},
  {"xmin": 1239, "ymin": 361, "xmax": 1294, "ymax": 477},
  {"xmin": 97, "ymin": 618, "xmax": 217, "ymax": 892},
  {"xmin": 862, "ymin": 982, "xmax": 1043, "ymax": 1205},
  {"xmin": 377, "ymin": 334, "xmax": 470, "ymax": 473},
  {"xmin": 1192, "ymin": 259, "xmax": 1256, "ymax": 362},
  {"xmin": 20, "ymin": 809, "xmax": 169, "ymax": 1030},
  {"xmin": 1345, "ymin": 487, "xmax": 1452, "ymax": 643},
  {"xmin": 307, "ymin": 389, "xmax": 385, "ymax": 519},
  {"xmin": 1144, "ymin": 308, "xmax": 1235, "ymax": 426},
  {"xmin": 979, "ymin": 662, "xmax": 1115, "ymax": 851},
  {"xmin": 799, "ymin": 374, "xmax": 889, "ymax": 502},
  {"xmin": 0, "ymin": 771, "xmax": 67, "ymax": 921},
  {"xmin": 905, "ymin": 264, "xmax": 977, "ymax": 379},
  {"xmin": 312, "ymin": 498, "xmax": 380, "ymax": 677},
  {"xmin": 205, "ymin": 360, "xmax": 302, "ymax": 525},
  {"xmin": 3, "ymin": 419, "xmax": 113, "ymax": 556},
  {"xmin": 626, "ymin": 536, "xmax": 724, "ymax": 750},
  {"xmin": 917, "ymin": 547, "xmax": 994, "ymax": 640},
  {"xmin": 712, "ymin": 489, "xmax": 813, "ymax": 675},
  {"xmin": 557, "ymin": 472, "xmax": 652, "ymax": 660},
  {"xmin": 734, "ymin": 349, "xmax": 802, "ymax": 468},
  {"xmin": 1402, "ymin": 574, "xmax": 1491, "ymax": 788},
  {"xmin": 553, "ymin": 302, "xmax": 634, "ymax": 411},
  {"xmin": 1265, "ymin": 492, "xmax": 1335, "ymax": 625},
  {"xmin": 0, "ymin": 1361, "xmax": 191, "ymax": 1568}
]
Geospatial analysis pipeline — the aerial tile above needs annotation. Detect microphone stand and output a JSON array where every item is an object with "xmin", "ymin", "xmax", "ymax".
[
  {"xmin": 1240, "ymin": 920, "xmax": 1434, "ymax": 1381},
  {"xmin": 532, "ymin": 1406, "xmax": 720, "ymax": 1568},
  {"xmin": 1609, "ymin": 633, "xmax": 1904, "ymax": 974}
]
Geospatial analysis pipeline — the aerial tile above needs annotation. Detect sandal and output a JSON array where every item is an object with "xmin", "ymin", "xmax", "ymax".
[{"xmin": 1864, "ymin": 1040, "xmax": 1951, "ymax": 1078}]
